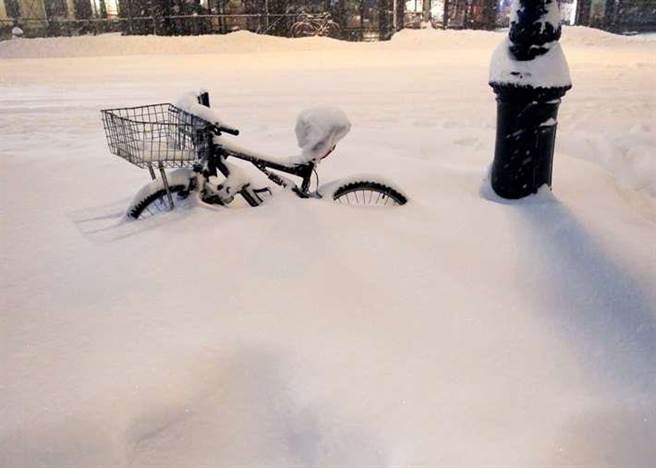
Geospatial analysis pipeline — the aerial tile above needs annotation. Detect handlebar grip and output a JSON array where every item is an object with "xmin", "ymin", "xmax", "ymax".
[
  {"xmin": 220, "ymin": 126, "xmax": 240, "ymax": 136},
  {"xmin": 210, "ymin": 124, "xmax": 239, "ymax": 136}
]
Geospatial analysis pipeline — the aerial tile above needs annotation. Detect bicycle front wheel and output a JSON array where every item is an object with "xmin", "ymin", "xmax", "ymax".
[
  {"xmin": 324, "ymin": 21, "xmax": 341, "ymax": 37},
  {"xmin": 291, "ymin": 22, "xmax": 318, "ymax": 37},
  {"xmin": 127, "ymin": 169, "xmax": 193, "ymax": 219},
  {"xmin": 128, "ymin": 185, "xmax": 190, "ymax": 219}
]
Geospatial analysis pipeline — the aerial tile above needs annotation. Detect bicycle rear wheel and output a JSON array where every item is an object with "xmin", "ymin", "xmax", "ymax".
[{"xmin": 320, "ymin": 178, "xmax": 408, "ymax": 207}]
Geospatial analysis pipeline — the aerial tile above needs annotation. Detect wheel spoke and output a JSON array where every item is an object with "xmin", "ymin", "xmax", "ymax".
[{"xmin": 332, "ymin": 183, "xmax": 406, "ymax": 208}]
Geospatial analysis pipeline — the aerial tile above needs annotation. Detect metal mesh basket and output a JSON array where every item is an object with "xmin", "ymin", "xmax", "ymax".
[{"xmin": 101, "ymin": 103, "xmax": 212, "ymax": 169}]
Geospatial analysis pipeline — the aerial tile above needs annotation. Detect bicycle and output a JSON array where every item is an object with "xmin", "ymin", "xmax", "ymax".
[
  {"xmin": 290, "ymin": 12, "xmax": 340, "ymax": 38},
  {"xmin": 101, "ymin": 91, "xmax": 407, "ymax": 219}
]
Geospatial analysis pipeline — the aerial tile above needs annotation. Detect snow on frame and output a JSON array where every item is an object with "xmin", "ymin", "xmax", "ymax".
[{"xmin": 176, "ymin": 91, "xmax": 238, "ymax": 131}]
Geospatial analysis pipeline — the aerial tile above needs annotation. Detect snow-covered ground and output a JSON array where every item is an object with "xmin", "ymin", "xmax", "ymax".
[{"xmin": 1, "ymin": 27, "xmax": 655, "ymax": 467}]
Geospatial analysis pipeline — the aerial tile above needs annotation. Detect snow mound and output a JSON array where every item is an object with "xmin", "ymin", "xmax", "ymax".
[
  {"xmin": 560, "ymin": 125, "xmax": 656, "ymax": 197},
  {"xmin": 3, "ymin": 26, "xmax": 653, "ymax": 60},
  {"xmin": 0, "ymin": 30, "xmax": 349, "ymax": 59},
  {"xmin": 389, "ymin": 27, "xmax": 499, "ymax": 48},
  {"xmin": 389, "ymin": 26, "xmax": 653, "ymax": 50},
  {"xmin": 562, "ymin": 25, "xmax": 656, "ymax": 46}
]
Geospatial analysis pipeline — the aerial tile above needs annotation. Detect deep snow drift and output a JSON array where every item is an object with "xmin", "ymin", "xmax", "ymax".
[{"xmin": 1, "ymin": 27, "xmax": 655, "ymax": 467}]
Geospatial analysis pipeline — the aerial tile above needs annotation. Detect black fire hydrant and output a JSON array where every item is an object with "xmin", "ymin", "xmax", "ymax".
[{"xmin": 489, "ymin": 0, "xmax": 572, "ymax": 199}]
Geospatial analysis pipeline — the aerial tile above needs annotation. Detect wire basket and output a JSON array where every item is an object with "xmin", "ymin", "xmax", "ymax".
[{"xmin": 101, "ymin": 103, "xmax": 212, "ymax": 169}]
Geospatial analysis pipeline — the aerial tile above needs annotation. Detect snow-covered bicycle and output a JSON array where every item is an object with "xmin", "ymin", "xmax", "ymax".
[
  {"xmin": 101, "ymin": 91, "xmax": 407, "ymax": 219},
  {"xmin": 290, "ymin": 12, "xmax": 340, "ymax": 38}
]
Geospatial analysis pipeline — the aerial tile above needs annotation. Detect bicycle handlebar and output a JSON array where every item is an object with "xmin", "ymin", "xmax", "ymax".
[
  {"xmin": 197, "ymin": 92, "xmax": 240, "ymax": 136},
  {"xmin": 220, "ymin": 125, "xmax": 240, "ymax": 136},
  {"xmin": 210, "ymin": 124, "xmax": 240, "ymax": 136}
]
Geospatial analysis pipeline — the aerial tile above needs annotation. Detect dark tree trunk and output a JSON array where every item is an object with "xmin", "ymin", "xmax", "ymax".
[
  {"xmin": 423, "ymin": 0, "xmax": 431, "ymax": 23},
  {"xmin": 480, "ymin": 0, "xmax": 497, "ymax": 30}
]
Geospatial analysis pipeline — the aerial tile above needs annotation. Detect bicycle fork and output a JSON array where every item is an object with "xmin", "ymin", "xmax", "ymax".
[
  {"xmin": 147, "ymin": 162, "xmax": 176, "ymax": 211},
  {"xmin": 197, "ymin": 159, "xmax": 270, "ymax": 207}
]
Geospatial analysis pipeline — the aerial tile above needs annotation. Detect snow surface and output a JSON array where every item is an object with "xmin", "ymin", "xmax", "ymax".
[{"xmin": 1, "ymin": 27, "xmax": 655, "ymax": 468}]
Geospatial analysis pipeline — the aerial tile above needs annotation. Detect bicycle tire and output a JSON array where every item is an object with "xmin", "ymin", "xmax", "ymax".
[
  {"xmin": 325, "ymin": 21, "xmax": 341, "ymax": 37},
  {"xmin": 127, "ymin": 184, "xmax": 189, "ymax": 219},
  {"xmin": 321, "ymin": 179, "xmax": 408, "ymax": 207},
  {"xmin": 127, "ymin": 168, "xmax": 194, "ymax": 219},
  {"xmin": 291, "ymin": 22, "xmax": 318, "ymax": 37}
]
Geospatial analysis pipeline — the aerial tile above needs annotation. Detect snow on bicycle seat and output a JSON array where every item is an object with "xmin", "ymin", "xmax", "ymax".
[
  {"xmin": 294, "ymin": 107, "xmax": 351, "ymax": 163},
  {"xmin": 217, "ymin": 107, "xmax": 351, "ymax": 168}
]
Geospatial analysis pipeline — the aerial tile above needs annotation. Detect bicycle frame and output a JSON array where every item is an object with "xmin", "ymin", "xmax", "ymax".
[
  {"xmin": 196, "ymin": 92, "xmax": 318, "ymax": 207},
  {"xmin": 207, "ymin": 141, "xmax": 317, "ymax": 206}
]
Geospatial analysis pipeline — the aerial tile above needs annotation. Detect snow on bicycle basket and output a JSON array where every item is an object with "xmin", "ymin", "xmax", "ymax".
[
  {"xmin": 101, "ymin": 103, "xmax": 212, "ymax": 169},
  {"xmin": 295, "ymin": 107, "xmax": 351, "ymax": 163}
]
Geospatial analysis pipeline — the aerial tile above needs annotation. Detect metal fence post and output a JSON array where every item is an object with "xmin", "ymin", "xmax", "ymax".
[{"xmin": 126, "ymin": 0, "xmax": 134, "ymax": 34}]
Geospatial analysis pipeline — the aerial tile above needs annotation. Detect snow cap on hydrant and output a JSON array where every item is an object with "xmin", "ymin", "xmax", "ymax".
[{"xmin": 489, "ymin": 0, "xmax": 571, "ymax": 89}]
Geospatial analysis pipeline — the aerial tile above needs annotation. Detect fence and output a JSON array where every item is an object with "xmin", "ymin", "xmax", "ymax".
[
  {"xmin": 1, "ymin": 12, "xmax": 397, "ymax": 41},
  {"xmin": 3, "ymin": 2, "xmax": 652, "ymax": 41},
  {"xmin": 0, "ymin": 14, "xmax": 285, "ymax": 38}
]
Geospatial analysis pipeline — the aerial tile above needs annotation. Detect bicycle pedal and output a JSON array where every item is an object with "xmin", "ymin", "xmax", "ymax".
[
  {"xmin": 254, "ymin": 187, "xmax": 273, "ymax": 199},
  {"xmin": 202, "ymin": 194, "xmax": 226, "ymax": 205}
]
